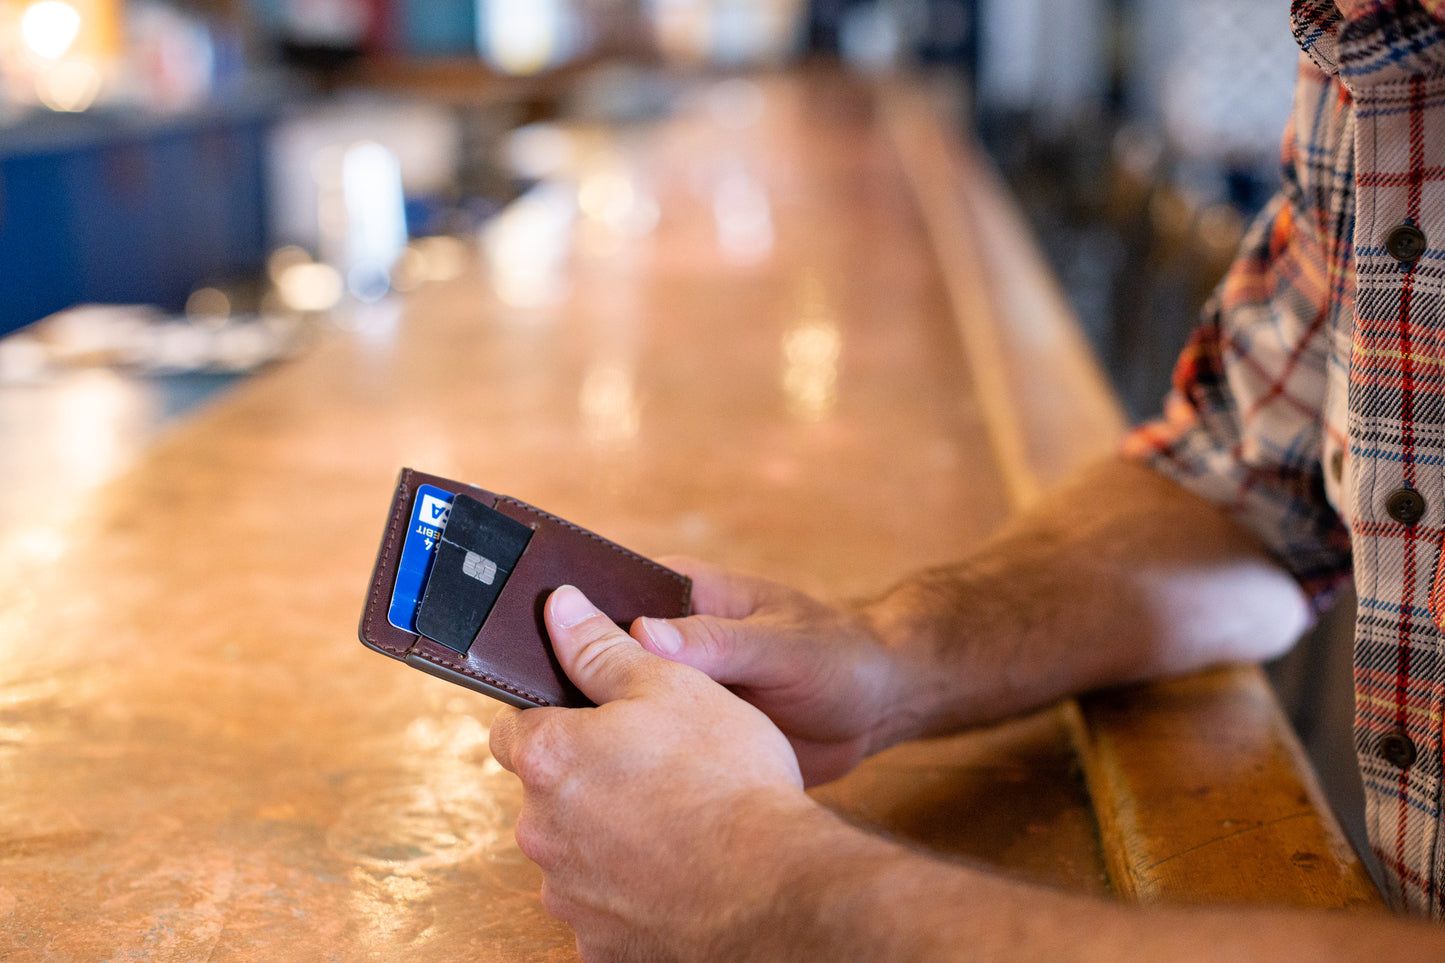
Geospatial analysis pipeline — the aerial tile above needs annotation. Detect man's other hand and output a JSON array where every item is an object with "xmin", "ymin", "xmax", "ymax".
[
  {"xmin": 489, "ymin": 585, "xmax": 815, "ymax": 962},
  {"xmin": 631, "ymin": 557, "xmax": 909, "ymax": 786}
]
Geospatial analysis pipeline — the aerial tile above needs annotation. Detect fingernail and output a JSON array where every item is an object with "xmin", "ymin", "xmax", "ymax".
[
  {"xmin": 638, "ymin": 617, "xmax": 681, "ymax": 656},
  {"xmin": 550, "ymin": 585, "xmax": 598, "ymax": 628}
]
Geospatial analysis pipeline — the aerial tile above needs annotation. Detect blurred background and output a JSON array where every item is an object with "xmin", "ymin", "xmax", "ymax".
[
  {"xmin": 2, "ymin": 0, "xmax": 1360, "ymax": 873},
  {"xmin": 0, "ymin": 0, "xmax": 1299, "ymax": 412}
]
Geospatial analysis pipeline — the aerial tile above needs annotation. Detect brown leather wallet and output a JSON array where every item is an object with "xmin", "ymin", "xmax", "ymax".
[{"xmin": 359, "ymin": 468, "xmax": 692, "ymax": 708}]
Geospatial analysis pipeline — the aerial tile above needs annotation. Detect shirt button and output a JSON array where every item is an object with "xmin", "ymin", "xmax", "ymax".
[
  {"xmin": 1329, "ymin": 449, "xmax": 1344, "ymax": 484},
  {"xmin": 1385, "ymin": 487, "xmax": 1426, "ymax": 525},
  {"xmin": 1379, "ymin": 731, "xmax": 1418, "ymax": 769},
  {"xmin": 1385, "ymin": 223, "xmax": 1427, "ymax": 263}
]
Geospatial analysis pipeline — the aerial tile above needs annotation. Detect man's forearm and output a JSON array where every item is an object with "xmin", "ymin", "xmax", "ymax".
[
  {"xmin": 860, "ymin": 455, "xmax": 1315, "ymax": 747},
  {"xmin": 741, "ymin": 801, "xmax": 1445, "ymax": 963}
]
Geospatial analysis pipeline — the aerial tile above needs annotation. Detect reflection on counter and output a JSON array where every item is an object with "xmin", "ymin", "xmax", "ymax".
[
  {"xmin": 580, "ymin": 363, "xmax": 641, "ymax": 451},
  {"xmin": 782, "ymin": 277, "xmax": 842, "ymax": 422}
]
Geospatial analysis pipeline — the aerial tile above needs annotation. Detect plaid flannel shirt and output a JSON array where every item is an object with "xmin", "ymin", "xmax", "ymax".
[{"xmin": 1124, "ymin": 0, "xmax": 1445, "ymax": 915}]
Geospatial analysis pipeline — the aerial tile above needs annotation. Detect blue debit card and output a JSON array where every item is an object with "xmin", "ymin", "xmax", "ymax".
[{"xmin": 388, "ymin": 484, "xmax": 455, "ymax": 633}]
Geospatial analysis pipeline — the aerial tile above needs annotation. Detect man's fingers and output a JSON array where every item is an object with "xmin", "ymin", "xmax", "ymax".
[
  {"xmin": 488, "ymin": 705, "xmax": 523, "ymax": 772},
  {"xmin": 489, "ymin": 705, "xmax": 574, "ymax": 791},
  {"xmin": 632, "ymin": 612, "xmax": 763, "ymax": 685},
  {"xmin": 547, "ymin": 585, "xmax": 670, "ymax": 704},
  {"xmin": 655, "ymin": 555, "xmax": 780, "ymax": 620}
]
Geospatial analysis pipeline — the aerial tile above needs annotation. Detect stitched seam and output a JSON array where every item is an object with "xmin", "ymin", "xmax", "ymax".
[
  {"xmin": 419, "ymin": 650, "xmax": 553, "ymax": 706},
  {"xmin": 497, "ymin": 496, "xmax": 691, "ymax": 614},
  {"xmin": 362, "ymin": 469, "xmax": 416, "ymax": 657}
]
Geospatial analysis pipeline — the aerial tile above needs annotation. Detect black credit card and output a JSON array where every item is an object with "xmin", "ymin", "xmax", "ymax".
[{"xmin": 415, "ymin": 494, "xmax": 534, "ymax": 653}]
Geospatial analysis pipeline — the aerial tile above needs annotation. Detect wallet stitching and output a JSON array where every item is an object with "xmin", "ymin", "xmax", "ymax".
[
  {"xmin": 363, "ymin": 469, "xmax": 416, "ymax": 658},
  {"xmin": 496, "ymin": 496, "xmax": 691, "ymax": 614},
  {"xmin": 422, "ymin": 651, "xmax": 554, "ymax": 706}
]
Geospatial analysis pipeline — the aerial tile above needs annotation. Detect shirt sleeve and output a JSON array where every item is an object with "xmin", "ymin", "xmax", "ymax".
[{"xmin": 1121, "ymin": 188, "xmax": 1353, "ymax": 607}]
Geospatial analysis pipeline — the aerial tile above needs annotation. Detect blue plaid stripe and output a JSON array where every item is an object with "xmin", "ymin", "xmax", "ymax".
[{"xmin": 1127, "ymin": 0, "xmax": 1445, "ymax": 916}]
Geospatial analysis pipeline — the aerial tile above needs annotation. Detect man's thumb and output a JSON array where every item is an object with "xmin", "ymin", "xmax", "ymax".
[{"xmin": 545, "ymin": 585, "xmax": 665, "ymax": 704}]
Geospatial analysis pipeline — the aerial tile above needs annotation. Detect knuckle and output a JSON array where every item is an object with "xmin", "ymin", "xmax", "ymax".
[
  {"xmin": 571, "ymin": 627, "xmax": 629, "ymax": 676},
  {"xmin": 512, "ymin": 813, "xmax": 560, "ymax": 868},
  {"xmin": 688, "ymin": 615, "xmax": 737, "ymax": 664},
  {"xmin": 508, "ymin": 715, "xmax": 570, "ymax": 789},
  {"xmin": 487, "ymin": 710, "xmax": 519, "ymax": 769}
]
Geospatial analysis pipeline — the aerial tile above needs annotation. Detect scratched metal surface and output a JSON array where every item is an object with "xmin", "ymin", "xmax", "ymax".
[{"xmin": 0, "ymin": 75, "xmax": 1107, "ymax": 961}]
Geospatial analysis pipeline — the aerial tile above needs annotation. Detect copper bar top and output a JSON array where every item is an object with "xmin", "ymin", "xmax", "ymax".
[{"xmin": 0, "ymin": 73, "xmax": 1373, "ymax": 960}]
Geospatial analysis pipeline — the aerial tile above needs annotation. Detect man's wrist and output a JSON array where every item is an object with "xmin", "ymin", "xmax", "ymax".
[
  {"xmin": 852, "ymin": 585, "xmax": 982, "ymax": 750},
  {"xmin": 728, "ymin": 793, "xmax": 1085, "ymax": 963},
  {"xmin": 721, "ymin": 795, "xmax": 926, "ymax": 961}
]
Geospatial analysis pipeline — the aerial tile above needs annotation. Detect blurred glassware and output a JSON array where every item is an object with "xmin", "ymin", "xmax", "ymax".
[
  {"xmin": 643, "ymin": 0, "xmax": 806, "ymax": 67},
  {"xmin": 478, "ymin": 0, "xmax": 580, "ymax": 76},
  {"xmin": 481, "ymin": 182, "xmax": 577, "ymax": 310},
  {"xmin": 310, "ymin": 138, "xmax": 411, "ymax": 303},
  {"xmin": 838, "ymin": 0, "xmax": 928, "ymax": 72},
  {"xmin": 341, "ymin": 141, "xmax": 410, "ymax": 302},
  {"xmin": 121, "ymin": 0, "xmax": 215, "ymax": 111},
  {"xmin": 268, "ymin": 99, "xmax": 460, "ymax": 257}
]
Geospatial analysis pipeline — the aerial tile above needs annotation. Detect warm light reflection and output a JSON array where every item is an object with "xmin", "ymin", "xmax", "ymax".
[
  {"xmin": 276, "ymin": 262, "xmax": 344, "ymax": 312},
  {"xmin": 414, "ymin": 235, "xmax": 469, "ymax": 281},
  {"xmin": 20, "ymin": 0, "xmax": 80, "ymax": 59},
  {"xmin": 579, "ymin": 165, "xmax": 660, "ymax": 240},
  {"xmin": 42, "ymin": 368, "xmax": 155, "ymax": 494},
  {"xmin": 267, "ymin": 245, "xmax": 313, "ymax": 284},
  {"xmin": 34, "ymin": 56, "xmax": 99, "ymax": 111},
  {"xmin": 782, "ymin": 278, "xmax": 842, "ymax": 421},
  {"xmin": 7, "ymin": 525, "xmax": 68, "ymax": 565},
  {"xmin": 392, "ymin": 236, "xmax": 469, "ymax": 292},
  {"xmin": 714, "ymin": 169, "xmax": 774, "ymax": 263},
  {"xmin": 580, "ymin": 364, "xmax": 641, "ymax": 450},
  {"xmin": 330, "ymin": 713, "xmax": 510, "ymax": 947},
  {"xmin": 184, "ymin": 287, "xmax": 230, "ymax": 323}
]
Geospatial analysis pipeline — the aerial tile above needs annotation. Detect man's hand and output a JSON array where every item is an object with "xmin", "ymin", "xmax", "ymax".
[
  {"xmin": 631, "ymin": 558, "xmax": 909, "ymax": 786},
  {"xmin": 488, "ymin": 585, "xmax": 819, "ymax": 962},
  {"xmin": 629, "ymin": 461, "xmax": 1320, "ymax": 786}
]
